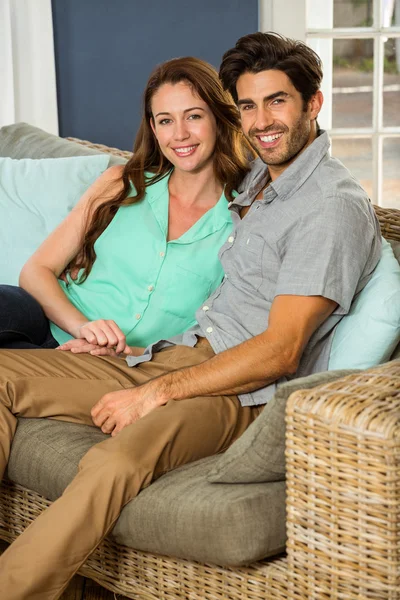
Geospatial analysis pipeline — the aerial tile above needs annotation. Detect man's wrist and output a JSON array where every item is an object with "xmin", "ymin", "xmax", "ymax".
[{"xmin": 149, "ymin": 375, "xmax": 174, "ymax": 407}]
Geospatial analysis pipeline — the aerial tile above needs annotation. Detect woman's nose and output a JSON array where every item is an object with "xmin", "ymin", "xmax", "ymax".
[{"xmin": 173, "ymin": 120, "xmax": 190, "ymax": 141}]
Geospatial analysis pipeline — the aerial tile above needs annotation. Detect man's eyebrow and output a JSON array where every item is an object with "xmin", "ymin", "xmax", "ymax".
[
  {"xmin": 154, "ymin": 107, "xmax": 205, "ymax": 118},
  {"xmin": 237, "ymin": 91, "xmax": 289, "ymax": 106}
]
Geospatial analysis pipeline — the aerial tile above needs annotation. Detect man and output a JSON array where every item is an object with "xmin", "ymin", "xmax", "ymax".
[{"xmin": 0, "ymin": 32, "xmax": 381, "ymax": 598}]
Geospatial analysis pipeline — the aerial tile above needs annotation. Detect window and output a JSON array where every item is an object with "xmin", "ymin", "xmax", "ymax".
[{"xmin": 306, "ymin": 0, "xmax": 400, "ymax": 207}]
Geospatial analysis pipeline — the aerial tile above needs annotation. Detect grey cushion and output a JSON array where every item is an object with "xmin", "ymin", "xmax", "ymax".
[
  {"xmin": 207, "ymin": 369, "xmax": 359, "ymax": 484},
  {"xmin": 0, "ymin": 122, "xmax": 127, "ymax": 167},
  {"xmin": 8, "ymin": 418, "xmax": 286, "ymax": 566}
]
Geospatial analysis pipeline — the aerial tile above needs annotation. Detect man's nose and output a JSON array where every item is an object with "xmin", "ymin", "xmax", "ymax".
[{"xmin": 254, "ymin": 107, "xmax": 274, "ymax": 131}]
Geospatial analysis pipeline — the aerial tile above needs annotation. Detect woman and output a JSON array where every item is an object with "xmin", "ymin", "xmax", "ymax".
[{"xmin": 0, "ymin": 57, "xmax": 251, "ymax": 354}]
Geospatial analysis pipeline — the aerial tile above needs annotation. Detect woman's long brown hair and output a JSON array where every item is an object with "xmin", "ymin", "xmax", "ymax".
[{"xmin": 68, "ymin": 57, "xmax": 253, "ymax": 282}]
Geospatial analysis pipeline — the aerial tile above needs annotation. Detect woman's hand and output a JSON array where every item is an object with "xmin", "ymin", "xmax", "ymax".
[
  {"xmin": 74, "ymin": 319, "xmax": 127, "ymax": 354},
  {"xmin": 56, "ymin": 338, "xmax": 143, "ymax": 357}
]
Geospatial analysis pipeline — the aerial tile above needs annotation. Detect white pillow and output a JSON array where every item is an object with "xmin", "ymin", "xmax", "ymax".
[{"xmin": 0, "ymin": 154, "xmax": 110, "ymax": 285}]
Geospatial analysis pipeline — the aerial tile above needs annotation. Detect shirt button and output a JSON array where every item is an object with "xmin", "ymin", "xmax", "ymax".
[
  {"xmin": 206, "ymin": 327, "xmax": 213, "ymax": 333},
  {"xmin": 228, "ymin": 236, "xmax": 234, "ymax": 243},
  {"xmin": 202, "ymin": 305, "xmax": 209, "ymax": 311},
  {"xmin": 148, "ymin": 285, "xmax": 154, "ymax": 292},
  {"xmin": 135, "ymin": 314, "xmax": 141, "ymax": 320},
  {"xmin": 159, "ymin": 251, "xmax": 165, "ymax": 257}
]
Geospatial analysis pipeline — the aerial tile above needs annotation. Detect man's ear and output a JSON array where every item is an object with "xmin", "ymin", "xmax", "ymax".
[{"xmin": 309, "ymin": 90, "xmax": 323, "ymax": 121}]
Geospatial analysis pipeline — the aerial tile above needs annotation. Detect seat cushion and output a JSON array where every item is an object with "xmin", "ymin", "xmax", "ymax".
[
  {"xmin": 7, "ymin": 418, "xmax": 286, "ymax": 566},
  {"xmin": 0, "ymin": 122, "xmax": 127, "ymax": 166}
]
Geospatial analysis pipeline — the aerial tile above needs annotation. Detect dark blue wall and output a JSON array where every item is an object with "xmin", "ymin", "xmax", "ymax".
[{"xmin": 52, "ymin": 0, "xmax": 258, "ymax": 150}]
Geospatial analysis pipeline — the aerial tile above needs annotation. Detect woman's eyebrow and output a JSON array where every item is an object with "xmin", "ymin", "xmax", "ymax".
[{"xmin": 154, "ymin": 107, "xmax": 206, "ymax": 118}]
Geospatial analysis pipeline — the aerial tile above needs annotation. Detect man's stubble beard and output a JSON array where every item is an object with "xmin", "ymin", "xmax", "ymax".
[{"xmin": 245, "ymin": 111, "xmax": 312, "ymax": 167}]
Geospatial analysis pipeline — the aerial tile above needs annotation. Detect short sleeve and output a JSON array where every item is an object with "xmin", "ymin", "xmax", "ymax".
[{"xmin": 274, "ymin": 196, "xmax": 379, "ymax": 314}]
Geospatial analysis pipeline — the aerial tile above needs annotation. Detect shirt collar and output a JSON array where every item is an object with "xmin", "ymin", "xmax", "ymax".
[{"xmin": 131, "ymin": 170, "xmax": 231, "ymax": 244}]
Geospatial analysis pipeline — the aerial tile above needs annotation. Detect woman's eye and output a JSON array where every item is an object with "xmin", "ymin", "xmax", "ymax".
[
  {"xmin": 159, "ymin": 118, "xmax": 172, "ymax": 125},
  {"xmin": 188, "ymin": 113, "xmax": 201, "ymax": 120}
]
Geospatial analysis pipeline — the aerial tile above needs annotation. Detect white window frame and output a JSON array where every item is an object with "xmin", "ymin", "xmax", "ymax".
[{"xmin": 259, "ymin": 0, "xmax": 400, "ymax": 206}]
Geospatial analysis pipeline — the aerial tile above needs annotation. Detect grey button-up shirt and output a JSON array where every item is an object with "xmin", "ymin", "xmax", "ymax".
[{"xmin": 127, "ymin": 131, "xmax": 382, "ymax": 406}]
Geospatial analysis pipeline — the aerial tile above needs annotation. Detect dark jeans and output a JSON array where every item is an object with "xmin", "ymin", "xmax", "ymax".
[{"xmin": 0, "ymin": 285, "xmax": 59, "ymax": 349}]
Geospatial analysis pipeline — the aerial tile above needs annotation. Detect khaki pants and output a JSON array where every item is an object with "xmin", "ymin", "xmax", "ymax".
[{"xmin": 0, "ymin": 346, "xmax": 262, "ymax": 600}]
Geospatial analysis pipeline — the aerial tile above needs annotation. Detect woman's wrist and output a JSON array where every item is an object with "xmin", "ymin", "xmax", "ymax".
[{"xmin": 70, "ymin": 320, "xmax": 90, "ymax": 339}]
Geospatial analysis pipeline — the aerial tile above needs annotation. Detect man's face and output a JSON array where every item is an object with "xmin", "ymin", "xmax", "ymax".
[{"xmin": 236, "ymin": 70, "xmax": 322, "ymax": 178}]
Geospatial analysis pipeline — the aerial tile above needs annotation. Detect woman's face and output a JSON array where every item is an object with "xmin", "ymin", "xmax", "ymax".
[{"xmin": 150, "ymin": 81, "xmax": 218, "ymax": 175}]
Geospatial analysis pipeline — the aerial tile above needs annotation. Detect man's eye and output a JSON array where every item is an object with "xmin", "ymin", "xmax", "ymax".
[
  {"xmin": 240, "ymin": 104, "xmax": 254, "ymax": 111},
  {"xmin": 272, "ymin": 99, "xmax": 284, "ymax": 105}
]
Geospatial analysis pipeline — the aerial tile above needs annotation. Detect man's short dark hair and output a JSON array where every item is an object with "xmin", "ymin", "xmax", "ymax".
[{"xmin": 219, "ymin": 31, "xmax": 323, "ymax": 106}]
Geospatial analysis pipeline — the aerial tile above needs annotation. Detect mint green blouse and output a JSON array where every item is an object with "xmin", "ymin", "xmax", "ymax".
[{"xmin": 50, "ymin": 172, "xmax": 232, "ymax": 346}]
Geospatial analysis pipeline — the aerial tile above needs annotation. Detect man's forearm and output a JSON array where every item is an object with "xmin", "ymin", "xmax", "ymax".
[
  {"xmin": 145, "ymin": 295, "xmax": 337, "ymax": 406},
  {"xmin": 152, "ymin": 333, "xmax": 296, "ymax": 404}
]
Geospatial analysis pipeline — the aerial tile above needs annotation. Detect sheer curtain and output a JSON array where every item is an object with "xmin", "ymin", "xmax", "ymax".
[{"xmin": 0, "ymin": 0, "xmax": 58, "ymax": 133}]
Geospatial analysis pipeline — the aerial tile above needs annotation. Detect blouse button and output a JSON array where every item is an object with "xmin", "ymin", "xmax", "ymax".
[
  {"xmin": 135, "ymin": 314, "xmax": 141, "ymax": 320},
  {"xmin": 148, "ymin": 285, "xmax": 154, "ymax": 292},
  {"xmin": 159, "ymin": 251, "xmax": 165, "ymax": 257}
]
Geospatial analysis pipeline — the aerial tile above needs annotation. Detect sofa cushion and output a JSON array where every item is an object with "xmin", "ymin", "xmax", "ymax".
[
  {"xmin": 7, "ymin": 418, "xmax": 286, "ymax": 566},
  {"xmin": 0, "ymin": 122, "xmax": 127, "ymax": 166},
  {"xmin": 207, "ymin": 369, "xmax": 358, "ymax": 484},
  {"xmin": 0, "ymin": 154, "xmax": 110, "ymax": 285},
  {"xmin": 329, "ymin": 238, "xmax": 400, "ymax": 370}
]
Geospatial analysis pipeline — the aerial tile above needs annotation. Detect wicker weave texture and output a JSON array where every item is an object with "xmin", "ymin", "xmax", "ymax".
[
  {"xmin": 65, "ymin": 137, "xmax": 133, "ymax": 160},
  {"xmin": 374, "ymin": 205, "xmax": 400, "ymax": 241},
  {"xmin": 286, "ymin": 360, "xmax": 400, "ymax": 600}
]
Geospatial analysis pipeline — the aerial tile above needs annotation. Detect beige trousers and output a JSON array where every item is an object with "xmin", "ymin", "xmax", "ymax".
[{"xmin": 0, "ymin": 345, "xmax": 262, "ymax": 600}]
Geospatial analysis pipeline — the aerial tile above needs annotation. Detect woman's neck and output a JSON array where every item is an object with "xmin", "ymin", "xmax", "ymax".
[{"xmin": 168, "ymin": 165, "xmax": 223, "ymax": 209}]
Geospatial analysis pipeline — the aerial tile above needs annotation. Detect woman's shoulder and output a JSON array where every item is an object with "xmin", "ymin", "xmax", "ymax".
[{"xmin": 92, "ymin": 164, "xmax": 125, "ymax": 197}]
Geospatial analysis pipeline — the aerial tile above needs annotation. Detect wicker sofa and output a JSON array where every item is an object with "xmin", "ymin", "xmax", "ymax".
[{"xmin": 0, "ymin": 123, "xmax": 399, "ymax": 600}]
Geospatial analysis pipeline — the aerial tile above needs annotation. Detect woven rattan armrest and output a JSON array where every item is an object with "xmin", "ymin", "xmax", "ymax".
[{"xmin": 285, "ymin": 360, "xmax": 400, "ymax": 599}]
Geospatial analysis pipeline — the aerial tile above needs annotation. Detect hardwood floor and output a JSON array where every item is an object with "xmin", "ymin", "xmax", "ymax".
[{"xmin": 0, "ymin": 539, "xmax": 131, "ymax": 599}]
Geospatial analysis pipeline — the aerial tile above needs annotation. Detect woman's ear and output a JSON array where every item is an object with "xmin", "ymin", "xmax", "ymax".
[{"xmin": 150, "ymin": 118, "xmax": 156, "ymax": 137}]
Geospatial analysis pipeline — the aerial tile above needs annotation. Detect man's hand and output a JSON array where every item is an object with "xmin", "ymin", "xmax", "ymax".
[{"xmin": 91, "ymin": 380, "xmax": 168, "ymax": 436}]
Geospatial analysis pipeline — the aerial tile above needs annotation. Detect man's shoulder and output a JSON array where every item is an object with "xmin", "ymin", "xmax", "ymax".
[{"xmin": 305, "ymin": 152, "xmax": 372, "ymax": 212}]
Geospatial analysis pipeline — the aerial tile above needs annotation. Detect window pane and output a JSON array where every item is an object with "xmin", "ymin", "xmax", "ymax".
[
  {"xmin": 333, "ymin": 0, "xmax": 373, "ymax": 28},
  {"xmin": 332, "ymin": 38, "xmax": 373, "ymax": 128},
  {"xmin": 331, "ymin": 137, "xmax": 373, "ymax": 198},
  {"xmin": 383, "ymin": 138, "xmax": 400, "ymax": 209},
  {"xmin": 383, "ymin": 38, "xmax": 400, "ymax": 127}
]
